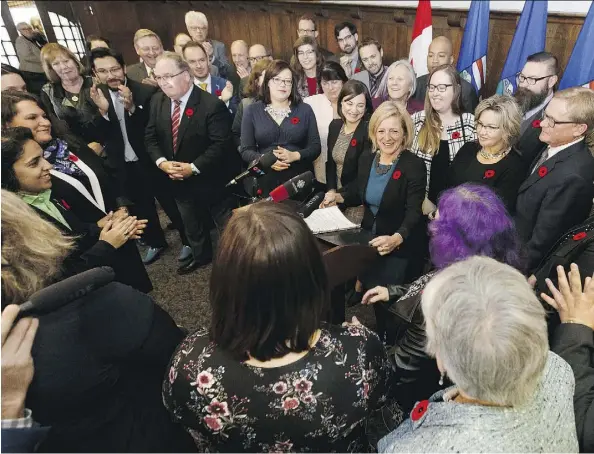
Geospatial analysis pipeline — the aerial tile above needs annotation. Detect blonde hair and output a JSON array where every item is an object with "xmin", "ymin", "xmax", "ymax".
[
  {"xmin": 1, "ymin": 190, "xmax": 74, "ymax": 306},
  {"xmin": 40, "ymin": 43, "xmax": 84, "ymax": 83},
  {"xmin": 475, "ymin": 95, "xmax": 522, "ymax": 149},
  {"xmin": 368, "ymin": 101, "xmax": 414, "ymax": 151},
  {"xmin": 418, "ymin": 64, "xmax": 462, "ymax": 156},
  {"xmin": 133, "ymin": 29, "xmax": 162, "ymax": 46},
  {"xmin": 554, "ymin": 87, "xmax": 594, "ymax": 152}
]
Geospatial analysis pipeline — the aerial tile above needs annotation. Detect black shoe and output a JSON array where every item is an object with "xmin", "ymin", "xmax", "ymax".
[{"xmin": 177, "ymin": 257, "xmax": 212, "ymax": 275}]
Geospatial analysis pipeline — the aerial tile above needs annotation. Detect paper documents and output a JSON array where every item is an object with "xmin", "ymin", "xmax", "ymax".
[{"xmin": 304, "ymin": 206, "xmax": 360, "ymax": 234}]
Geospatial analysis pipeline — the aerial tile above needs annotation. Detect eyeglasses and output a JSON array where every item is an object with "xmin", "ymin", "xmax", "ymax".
[
  {"xmin": 297, "ymin": 50, "xmax": 315, "ymax": 58},
  {"xmin": 428, "ymin": 84, "xmax": 453, "ymax": 93},
  {"xmin": 540, "ymin": 112, "xmax": 576, "ymax": 128},
  {"xmin": 95, "ymin": 67, "xmax": 123, "ymax": 76},
  {"xmin": 188, "ymin": 26, "xmax": 208, "ymax": 32},
  {"xmin": 154, "ymin": 70, "xmax": 186, "ymax": 84},
  {"xmin": 271, "ymin": 77, "xmax": 293, "ymax": 87},
  {"xmin": 298, "ymin": 28, "xmax": 316, "ymax": 35},
  {"xmin": 249, "ymin": 55, "xmax": 270, "ymax": 63},
  {"xmin": 516, "ymin": 73, "xmax": 556, "ymax": 86},
  {"xmin": 476, "ymin": 120, "xmax": 500, "ymax": 133},
  {"xmin": 337, "ymin": 34, "xmax": 355, "ymax": 44}
]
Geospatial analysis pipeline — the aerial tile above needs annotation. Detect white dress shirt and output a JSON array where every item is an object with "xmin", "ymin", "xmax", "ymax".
[{"xmin": 108, "ymin": 89, "xmax": 138, "ymax": 162}]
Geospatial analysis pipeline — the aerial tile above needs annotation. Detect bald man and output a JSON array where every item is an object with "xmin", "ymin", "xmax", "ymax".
[
  {"xmin": 231, "ymin": 40, "xmax": 250, "ymax": 78},
  {"xmin": 412, "ymin": 36, "xmax": 479, "ymax": 113}
]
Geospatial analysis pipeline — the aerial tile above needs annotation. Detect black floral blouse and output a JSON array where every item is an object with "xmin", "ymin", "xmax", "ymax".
[{"xmin": 163, "ymin": 323, "xmax": 394, "ymax": 452}]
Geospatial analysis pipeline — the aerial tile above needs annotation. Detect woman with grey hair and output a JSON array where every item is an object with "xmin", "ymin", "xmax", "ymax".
[
  {"xmin": 372, "ymin": 59, "xmax": 423, "ymax": 114},
  {"xmin": 379, "ymin": 256, "xmax": 579, "ymax": 453}
]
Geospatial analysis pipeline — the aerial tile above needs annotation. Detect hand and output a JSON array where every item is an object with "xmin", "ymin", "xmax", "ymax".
[
  {"xmin": 169, "ymin": 162, "xmax": 193, "ymax": 180},
  {"xmin": 1, "ymin": 305, "xmax": 38, "ymax": 420},
  {"xmin": 340, "ymin": 55, "xmax": 353, "ymax": 77},
  {"xmin": 320, "ymin": 191, "xmax": 344, "ymax": 208},
  {"xmin": 90, "ymin": 81, "xmax": 109, "ymax": 114},
  {"xmin": 118, "ymin": 85, "xmax": 134, "ymax": 112},
  {"xmin": 96, "ymin": 211, "xmax": 114, "ymax": 229},
  {"xmin": 527, "ymin": 274, "xmax": 537, "ymax": 289},
  {"xmin": 237, "ymin": 66, "xmax": 249, "ymax": 78},
  {"xmin": 273, "ymin": 147, "xmax": 300, "ymax": 164},
  {"xmin": 220, "ymin": 81, "xmax": 233, "ymax": 103},
  {"xmin": 113, "ymin": 206, "xmax": 129, "ymax": 221},
  {"xmin": 202, "ymin": 41, "xmax": 214, "ymax": 58},
  {"xmin": 128, "ymin": 218, "xmax": 148, "ymax": 240},
  {"xmin": 87, "ymin": 142, "xmax": 104, "ymax": 157},
  {"xmin": 541, "ymin": 264, "xmax": 594, "ymax": 331},
  {"xmin": 341, "ymin": 316, "xmax": 362, "ymax": 327},
  {"xmin": 370, "ymin": 234, "xmax": 403, "ymax": 256},
  {"xmin": 362, "ymin": 286, "xmax": 390, "ymax": 305},
  {"xmin": 271, "ymin": 160, "xmax": 291, "ymax": 172},
  {"xmin": 141, "ymin": 77, "xmax": 159, "ymax": 87},
  {"xmin": 99, "ymin": 216, "xmax": 137, "ymax": 249}
]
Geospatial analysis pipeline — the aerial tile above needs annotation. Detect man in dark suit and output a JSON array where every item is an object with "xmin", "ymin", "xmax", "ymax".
[
  {"xmin": 411, "ymin": 36, "xmax": 479, "ymax": 114},
  {"xmin": 126, "ymin": 29, "xmax": 163, "ymax": 88},
  {"xmin": 514, "ymin": 52, "xmax": 559, "ymax": 166},
  {"xmin": 185, "ymin": 11, "xmax": 231, "ymax": 78},
  {"xmin": 515, "ymin": 87, "xmax": 594, "ymax": 273},
  {"xmin": 90, "ymin": 47, "xmax": 191, "ymax": 265},
  {"xmin": 146, "ymin": 52, "xmax": 236, "ymax": 274}
]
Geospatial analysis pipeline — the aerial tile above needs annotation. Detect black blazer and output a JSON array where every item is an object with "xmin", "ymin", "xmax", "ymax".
[
  {"xmin": 145, "ymin": 85, "xmax": 238, "ymax": 193},
  {"xmin": 515, "ymin": 140, "xmax": 594, "ymax": 271},
  {"xmin": 326, "ymin": 118, "xmax": 369, "ymax": 191},
  {"xmin": 340, "ymin": 148, "xmax": 426, "ymax": 256}
]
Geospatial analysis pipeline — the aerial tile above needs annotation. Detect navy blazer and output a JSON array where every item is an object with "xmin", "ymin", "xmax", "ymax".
[
  {"xmin": 326, "ymin": 118, "xmax": 369, "ymax": 191},
  {"xmin": 515, "ymin": 140, "xmax": 594, "ymax": 271},
  {"xmin": 1, "ymin": 425, "xmax": 50, "ymax": 453}
]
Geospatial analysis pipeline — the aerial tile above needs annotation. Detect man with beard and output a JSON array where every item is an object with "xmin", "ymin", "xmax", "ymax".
[
  {"xmin": 334, "ymin": 22, "xmax": 363, "ymax": 78},
  {"xmin": 514, "ymin": 52, "xmax": 559, "ymax": 166},
  {"xmin": 352, "ymin": 37, "xmax": 389, "ymax": 101},
  {"xmin": 90, "ymin": 47, "xmax": 191, "ymax": 265}
]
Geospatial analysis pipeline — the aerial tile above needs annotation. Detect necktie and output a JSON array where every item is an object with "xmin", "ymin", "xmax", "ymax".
[
  {"xmin": 148, "ymin": 68, "xmax": 154, "ymax": 79},
  {"xmin": 199, "ymin": 82, "xmax": 207, "ymax": 91},
  {"xmin": 531, "ymin": 148, "xmax": 550, "ymax": 174},
  {"xmin": 171, "ymin": 100, "xmax": 181, "ymax": 153}
]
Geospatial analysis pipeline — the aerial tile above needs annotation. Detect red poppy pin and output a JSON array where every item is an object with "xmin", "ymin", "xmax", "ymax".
[
  {"xmin": 68, "ymin": 153, "xmax": 79, "ymax": 162},
  {"xmin": 215, "ymin": 89, "xmax": 222, "ymax": 97},
  {"xmin": 538, "ymin": 166, "xmax": 548, "ymax": 178},
  {"xmin": 484, "ymin": 169, "xmax": 496, "ymax": 179},
  {"xmin": 350, "ymin": 138, "xmax": 357, "ymax": 147},
  {"xmin": 573, "ymin": 232, "xmax": 587, "ymax": 241},
  {"xmin": 185, "ymin": 108, "xmax": 194, "ymax": 117},
  {"xmin": 532, "ymin": 119, "xmax": 541, "ymax": 128},
  {"xmin": 392, "ymin": 170, "xmax": 402, "ymax": 180},
  {"xmin": 290, "ymin": 117, "xmax": 300, "ymax": 125},
  {"xmin": 354, "ymin": 68, "xmax": 361, "ymax": 74},
  {"xmin": 60, "ymin": 199, "xmax": 70, "ymax": 210},
  {"xmin": 411, "ymin": 400, "xmax": 429, "ymax": 422},
  {"xmin": 451, "ymin": 131, "xmax": 461, "ymax": 139}
]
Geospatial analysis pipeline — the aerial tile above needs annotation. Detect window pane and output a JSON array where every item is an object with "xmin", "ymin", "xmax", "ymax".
[
  {"xmin": 0, "ymin": 27, "xmax": 8, "ymax": 41},
  {"xmin": 73, "ymin": 27, "xmax": 81, "ymax": 40},
  {"xmin": 49, "ymin": 12, "xmax": 59, "ymax": 26},
  {"xmin": 63, "ymin": 27, "xmax": 73, "ymax": 39},
  {"xmin": 75, "ymin": 40, "xmax": 84, "ymax": 53},
  {"xmin": 4, "ymin": 41, "xmax": 15, "ymax": 55},
  {"xmin": 59, "ymin": 15, "xmax": 70, "ymax": 26},
  {"xmin": 9, "ymin": 56, "xmax": 19, "ymax": 67},
  {"xmin": 66, "ymin": 40, "xmax": 78, "ymax": 54},
  {"xmin": 54, "ymin": 27, "xmax": 64, "ymax": 40},
  {"xmin": 1, "ymin": 55, "xmax": 7, "ymax": 65},
  {"xmin": 58, "ymin": 39, "xmax": 66, "ymax": 47}
]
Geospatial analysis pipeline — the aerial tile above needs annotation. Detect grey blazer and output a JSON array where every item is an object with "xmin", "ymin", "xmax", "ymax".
[
  {"xmin": 352, "ymin": 67, "xmax": 389, "ymax": 100},
  {"xmin": 14, "ymin": 36, "xmax": 43, "ymax": 73},
  {"xmin": 210, "ymin": 39, "xmax": 231, "ymax": 75},
  {"xmin": 126, "ymin": 63, "xmax": 149, "ymax": 83}
]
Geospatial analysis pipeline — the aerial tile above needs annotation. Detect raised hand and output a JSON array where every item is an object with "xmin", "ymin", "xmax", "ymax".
[
  {"xmin": 99, "ymin": 216, "xmax": 137, "ymax": 249},
  {"xmin": 362, "ymin": 286, "xmax": 390, "ymax": 305},
  {"xmin": 117, "ymin": 85, "xmax": 134, "ymax": 112},
  {"xmin": 220, "ymin": 81, "xmax": 234, "ymax": 102},
  {"xmin": 237, "ymin": 66, "xmax": 249, "ymax": 79},
  {"xmin": 90, "ymin": 82, "xmax": 109, "ymax": 115}
]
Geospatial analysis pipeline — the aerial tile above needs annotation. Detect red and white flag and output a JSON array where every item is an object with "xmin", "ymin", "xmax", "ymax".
[{"xmin": 409, "ymin": 0, "xmax": 433, "ymax": 77}]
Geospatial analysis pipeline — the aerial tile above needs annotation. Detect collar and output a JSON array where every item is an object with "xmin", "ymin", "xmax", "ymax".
[
  {"xmin": 547, "ymin": 137, "xmax": 584, "ymax": 159},
  {"xmin": 144, "ymin": 63, "xmax": 154, "ymax": 76},
  {"xmin": 194, "ymin": 73, "xmax": 212, "ymax": 87},
  {"xmin": 369, "ymin": 65, "xmax": 386, "ymax": 81},
  {"xmin": 173, "ymin": 84, "xmax": 194, "ymax": 105},
  {"xmin": 524, "ymin": 91, "xmax": 554, "ymax": 120},
  {"xmin": 20, "ymin": 189, "xmax": 52, "ymax": 205}
]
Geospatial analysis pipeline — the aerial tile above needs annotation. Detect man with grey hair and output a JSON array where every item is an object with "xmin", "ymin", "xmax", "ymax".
[
  {"xmin": 14, "ymin": 22, "xmax": 46, "ymax": 94},
  {"xmin": 379, "ymin": 256, "xmax": 578, "ymax": 453},
  {"xmin": 146, "ymin": 51, "xmax": 236, "ymax": 275},
  {"xmin": 185, "ymin": 11, "xmax": 231, "ymax": 78}
]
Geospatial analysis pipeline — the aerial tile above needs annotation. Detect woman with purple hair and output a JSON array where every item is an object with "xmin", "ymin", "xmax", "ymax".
[{"xmin": 361, "ymin": 183, "xmax": 523, "ymax": 413}]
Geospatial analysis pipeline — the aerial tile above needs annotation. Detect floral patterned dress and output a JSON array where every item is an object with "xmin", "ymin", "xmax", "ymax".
[{"xmin": 163, "ymin": 323, "xmax": 394, "ymax": 452}]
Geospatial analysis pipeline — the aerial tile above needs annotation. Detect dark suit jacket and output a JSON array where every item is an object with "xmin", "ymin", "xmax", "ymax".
[
  {"xmin": 413, "ymin": 73, "xmax": 479, "ymax": 114},
  {"xmin": 515, "ymin": 140, "xmax": 594, "ymax": 271},
  {"xmin": 145, "ymin": 85, "xmax": 236, "ymax": 194},
  {"xmin": 340, "ymin": 148, "xmax": 426, "ymax": 257},
  {"xmin": 517, "ymin": 107, "xmax": 547, "ymax": 166},
  {"xmin": 326, "ymin": 118, "xmax": 369, "ymax": 190},
  {"xmin": 126, "ymin": 62, "xmax": 149, "ymax": 83},
  {"xmin": 1, "ymin": 425, "xmax": 50, "ymax": 453},
  {"xmin": 551, "ymin": 323, "xmax": 594, "ymax": 452}
]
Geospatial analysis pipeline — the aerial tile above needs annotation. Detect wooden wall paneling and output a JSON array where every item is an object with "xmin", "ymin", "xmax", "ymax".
[{"xmin": 269, "ymin": 3, "xmax": 296, "ymax": 61}]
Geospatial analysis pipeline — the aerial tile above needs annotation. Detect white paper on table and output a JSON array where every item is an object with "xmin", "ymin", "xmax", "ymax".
[{"xmin": 304, "ymin": 206, "xmax": 361, "ymax": 234}]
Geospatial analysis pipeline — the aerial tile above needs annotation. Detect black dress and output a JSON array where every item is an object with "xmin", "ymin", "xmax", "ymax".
[
  {"xmin": 427, "ymin": 140, "xmax": 450, "ymax": 204},
  {"xmin": 448, "ymin": 142, "xmax": 527, "ymax": 213},
  {"xmin": 163, "ymin": 324, "xmax": 394, "ymax": 453}
]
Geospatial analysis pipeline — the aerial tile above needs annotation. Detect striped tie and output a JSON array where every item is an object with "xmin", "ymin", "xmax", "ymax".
[{"xmin": 171, "ymin": 100, "xmax": 181, "ymax": 153}]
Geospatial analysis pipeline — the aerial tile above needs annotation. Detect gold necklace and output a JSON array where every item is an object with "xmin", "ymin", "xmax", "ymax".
[{"xmin": 479, "ymin": 147, "xmax": 510, "ymax": 160}]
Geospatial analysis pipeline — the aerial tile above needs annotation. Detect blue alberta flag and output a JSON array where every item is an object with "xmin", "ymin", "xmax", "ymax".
[
  {"xmin": 457, "ymin": 0, "xmax": 490, "ymax": 96},
  {"xmin": 496, "ymin": 0, "xmax": 548, "ymax": 95},
  {"xmin": 559, "ymin": 1, "xmax": 594, "ymax": 90}
]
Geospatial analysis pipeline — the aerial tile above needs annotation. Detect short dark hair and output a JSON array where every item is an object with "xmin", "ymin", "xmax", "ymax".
[
  {"xmin": 1, "ymin": 63, "xmax": 21, "ymax": 77},
  {"xmin": 261, "ymin": 60, "xmax": 301, "ymax": 106},
  {"xmin": 89, "ymin": 47, "xmax": 125, "ymax": 71},
  {"xmin": 209, "ymin": 202, "xmax": 328, "ymax": 361},
  {"xmin": 181, "ymin": 40, "xmax": 208, "ymax": 59},
  {"xmin": 526, "ymin": 51, "xmax": 558, "ymax": 75},
  {"xmin": 291, "ymin": 36, "xmax": 324, "ymax": 84},
  {"xmin": 1, "ymin": 126, "xmax": 34, "ymax": 191},
  {"xmin": 337, "ymin": 79, "xmax": 373, "ymax": 123},
  {"xmin": 85, "ymin": 34, "xmax": 110, "ymax": 52},
  {"xmin": 298, "ymin": 14, "xmax": 317, "ymax": 29},
  {"xmin": 1, "ymin": 90, "xmax": 40, "ymax": 129},
  {"xmin": 318, "ymin": 61, "xmax": 348, "ymax": 86},
  {"xmin": 358, "ymin": 37, "xmax": 382, "ymax": 53},
  {"xmin": 334, "ymin": 21, "xmax": 357, "ymax": 39}
]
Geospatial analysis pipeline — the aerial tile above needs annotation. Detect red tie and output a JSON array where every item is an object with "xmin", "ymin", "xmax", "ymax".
[{"xmin": 171, "ymin": 100, "xmax": 181, "ymax": 153}]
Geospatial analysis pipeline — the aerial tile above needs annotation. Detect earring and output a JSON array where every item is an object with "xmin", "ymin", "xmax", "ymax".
[{"xmin": 438, "ymin": 372, "xmax": 445, "ymax": 386}]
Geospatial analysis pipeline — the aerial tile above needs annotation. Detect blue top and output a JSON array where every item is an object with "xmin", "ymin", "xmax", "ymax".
[{"xmin": 366, "ymin": 156, "xmax": 397, "ymax": 233}]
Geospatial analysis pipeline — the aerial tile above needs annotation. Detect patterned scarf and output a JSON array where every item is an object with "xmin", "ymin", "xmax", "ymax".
[{"xmin": 43, "ymin": 138, "xmax": 84, "ymax": 178}]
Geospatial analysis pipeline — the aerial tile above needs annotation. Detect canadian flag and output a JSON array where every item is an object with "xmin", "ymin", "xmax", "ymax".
[{"xmin": 409, "ymin": 0, "xmax": 433, "ymax": 77}]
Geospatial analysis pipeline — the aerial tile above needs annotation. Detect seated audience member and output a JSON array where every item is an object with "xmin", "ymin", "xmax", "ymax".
[
  {"xmin": 515, "ymin": 87, "xmax": 594, "ymax": 273},
  {"xmin": 240, "ymin": 60, "xmax": 321, "ymax": 196},
  {"xmin": 378, "ymin": 256, "xmax": 579, "ymax": 453},
  {"xmin": 542, "ymin": 264, "xmax": 594, "ymax": 452},
  {"xmin": 373, "ymin": 59, "xmax": 423, "ymax": 114},
  {"xmin": 304, "ymin": 61, "xmax": 348, "ymax": 184},
  {"xmin": 0, "ymin": 190, "xmax": 194, "ymax": 453},
  {"xmin": 362, "ymin": 184, "xmax": 523, "ymax": 412},
  {"xmin": 232, "ymin": 58, "xmax": 270, "ymax": 151},
  {"xmin": 183, "ymin": 41, "xmax": 236, "ymax": 114},
  {"xmin": 163, "ymin": 202, "xmax": 394, "ymax": 452},
  {"xmin": 185, "ymin": 10, "xmax": 231, "ymax": 77},
  {"xmin": 14, "ymin": 22, "xmax": 46, "ymax": 95},
  {"xmin": 448, "ymin": 95, "xmax": 527, "ymax": 214},
  {"xmin": 1, "ymin": 64, "xmax": 27, "ymax": 92},
  {"xmin": 411, "ymin": 36, "xmax": 479, "ymax": 114},
  {"xmin": 515, "ymin": 52, "xmax": 558, "ymax": 165},
  {"xmin": 291, "ymin": 36, "xmax": 325, "ymax": 98},
  {"xmin": 127, "ymin": 29, "xmax": 163, "ymax": 87},
  {"xmin": 297, "ymin": 14, "xmax": 335, "ymax": 61},
  {"xmin": 411, "ymin": 64, "xmax": 476, "ymax": 215},
  {"xmin": 231, "ymin": 39, "xmax": 251, "ymax": 79},
  {"xmin": 40, "ymin": 43, "xmax": 109, "ymax": 153},
  {"xmin": 321, "ymin": 101, "xmax": 425, "ymax": 292},
  {"xmin": 334, "ymin": 22, "xmax": 363, "ymax": 78},
  {"xmin": 352, "ymin": 38, "xmax": 388, "ymax": 102},
  {"xmin": 1, "ymin": 303, "xmax": 48, "ymax": 454},
  {"xmin": 325, "ymin": 79, "xmax": 373, "ymax": 192},
  {"xmin": 173, "ymin": 32, "xmax": 192, "ymax": 56}
]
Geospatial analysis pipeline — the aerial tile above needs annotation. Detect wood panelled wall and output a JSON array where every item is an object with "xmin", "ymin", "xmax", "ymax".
[{"xmin": 47, "ymin": 0, "xmax": 585, "ymax": 96}]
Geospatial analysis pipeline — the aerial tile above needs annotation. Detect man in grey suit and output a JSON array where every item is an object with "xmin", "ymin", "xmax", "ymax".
[
  {"xmin": 126, "ymin": 29, "xmax": 163, "ymax": 88},
  {"xmin": 14, "ymin": 22, "xmax": 46, "ymax": 94},
  {"xmin": 185, "ymin": 11, "xmax": 231, "ymax": 79},
  {"xmin": 412, "ymin": 36, "xmax": 479, "ymax": 114},
  {"xmin": 352, "ymin": 37, "xmax": 389, "ymax": 102}
]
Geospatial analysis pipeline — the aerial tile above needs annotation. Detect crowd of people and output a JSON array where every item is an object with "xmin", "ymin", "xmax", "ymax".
[{"xmin": 1, "ymin": 8, "xmax": 594, "ymax": 453}]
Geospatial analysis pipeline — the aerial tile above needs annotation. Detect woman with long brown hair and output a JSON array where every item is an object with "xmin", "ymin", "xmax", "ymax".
[{"xmin": 291, "ymin": 35, "xmax": 325, "ymax": 99}]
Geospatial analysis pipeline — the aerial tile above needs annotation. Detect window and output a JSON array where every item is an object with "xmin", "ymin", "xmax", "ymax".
[
  {"xmin": 0, "ymin": 16, "xmax": 19, "ymax": 68},
  {"xmin": 49, "ymin": 12, "xmax": 84, "ymax": 61}
]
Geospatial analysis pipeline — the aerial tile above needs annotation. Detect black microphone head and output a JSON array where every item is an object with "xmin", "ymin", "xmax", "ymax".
[
  {"xmin": 298, "ymin": 191, "xmax": 325, "ymax": 218},
  {"xmin": 258, "ymin": 152, "xmax": 278, "ymax": 169},
  {"xmin": 283, "ymin": 171, "xmax": 314, "ymax": 197}
]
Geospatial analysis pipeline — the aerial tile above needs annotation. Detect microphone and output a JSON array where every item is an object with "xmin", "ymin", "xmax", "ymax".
[
  {"xmin": 18, "ymin": 267, "xmax": 115, "ymax": 317},
  {"xmin": 297, "ymin": 191, "xmax": 325, "ymax": 218},
  {"xmin": 267, "ymin": 171, "xmax": 314, "ymax": 203},
  {"xmin": 225, "ymin": 153, "xmax": 277, "ymax": 187}
]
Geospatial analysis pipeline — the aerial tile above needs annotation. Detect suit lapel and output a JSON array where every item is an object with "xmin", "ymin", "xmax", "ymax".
[
  {"xmin": 160, "ymin": 94, "xmax": 174, "ymax": 158},
  {"xmin": 175, "ymin": 86, "xmax": 200, "ymax": 153}
]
